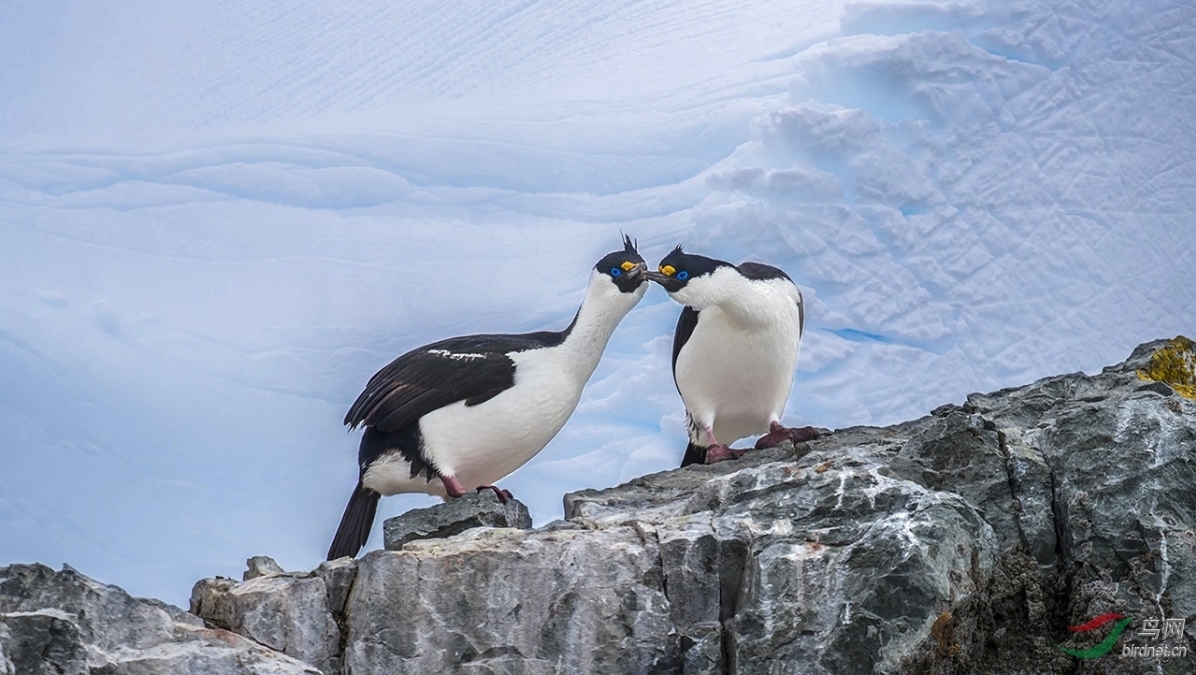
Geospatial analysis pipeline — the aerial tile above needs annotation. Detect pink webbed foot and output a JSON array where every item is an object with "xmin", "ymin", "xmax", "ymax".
[
  {"xmin": 754, "ymin": 421, "xmax": 819, "ymax": 449},
  {"xmin": 704, "ymin": 443, "xmax": 748, "ymax": 464},
  {"xmin": 476, "ymin": 485, "xmax": 513, "ymax": 504},
  {"xmin": 440, "ymin": 475, "xmax": 469, "ymax": 498},
  {"xmin": 698, "ymin": 427, "xmax": 748, "ymax": 464}
]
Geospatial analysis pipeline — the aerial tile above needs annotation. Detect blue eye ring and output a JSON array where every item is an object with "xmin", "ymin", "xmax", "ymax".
[
  {"xmin": 610, "ymin": 267, "xmax": 622, "ymax": 277},
  {"xmin": 677, "ymin": 270, "xmax": 689, "ymax": 281}
]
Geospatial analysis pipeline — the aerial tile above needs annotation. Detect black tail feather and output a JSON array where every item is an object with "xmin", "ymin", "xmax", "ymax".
[
  {"xmin": 327, "ymin": 483, "xmax": 380, "ymax": 560},
  {"xmin": 680, "ymin": 442, "xmax": 708, "ymax": 468}
]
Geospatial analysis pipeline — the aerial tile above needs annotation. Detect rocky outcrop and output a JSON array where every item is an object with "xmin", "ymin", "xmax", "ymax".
[
  {"xmin": 0, "ymin": 563, "xmax": 319, "ymax": 674},
  {"xmin": 383, "ymin": 489, "xmax": 533, "ymax": 550},
  {"xmin": 7, "ymin": 338, "xmax": 1196, "ymax": 674}
]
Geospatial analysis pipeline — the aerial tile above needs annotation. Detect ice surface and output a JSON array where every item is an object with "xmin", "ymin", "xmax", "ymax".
[{"xmin": 2, "ymin": 0, "xmax": 1193, "ymax": 606}]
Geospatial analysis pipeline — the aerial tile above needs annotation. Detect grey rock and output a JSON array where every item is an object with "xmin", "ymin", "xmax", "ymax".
[
  {"xmin": 314, "ymin": 557, "xmax": 357, "ymax": 620},
  {"xmin": 997, "ymin": 427, "xmax": 1057, "ymax": 568},
  {"xmin": 0, "ymin": 563, "xmax": 318, "ymax": 675},
  {"xmin": 0, "ymin": 609, "xmax": 88, "ymax": 675},
  {"xmin": 245, "ymin": 556, "xmax": 287, "ymax": 580},
  {"xmin": 139, "ymin": 594, "xmax": 207, "ymax": 626},
  {"xmin": 347, "ymin": 527, "xmax": 675, "ymax": 674},
  {"xmin": 383, "ymin": 489, "xmax": 533, "ymax": 550},
  {"xmin": 1136, "ymin": 380, "xmax": 1175, "ymax": 396},
  {"xmin": 678, "ymin": 622, "xmax": 722, "ymax": 675},
  {"xmin": 191, "ymin": 565, "xmax": 344, "ymax": 675},
  {"xmin": 186, "ymin": 555, "xmax": 360, "ymax": 675}
]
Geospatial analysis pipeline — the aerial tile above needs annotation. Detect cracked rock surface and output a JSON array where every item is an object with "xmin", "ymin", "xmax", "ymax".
[
  {"xmin": 6, "ymin": 339, "xmax": 1195, "ymax": 674},
  {"xmin": 383, "ymin": 489, "xmax": 533, "ymax": 550},
  {"xmin": 0, "ymin": 563, "xmax": 319, "ymax": 674}
]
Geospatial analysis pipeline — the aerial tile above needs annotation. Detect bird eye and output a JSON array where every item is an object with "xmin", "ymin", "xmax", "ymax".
[
  {"xmin": 677, "ymin": 271, "xmax": 689, "ymax": 281},
  {"xmin": 610, "ymin": 267, "xmax": 622, "ymax": 277}
]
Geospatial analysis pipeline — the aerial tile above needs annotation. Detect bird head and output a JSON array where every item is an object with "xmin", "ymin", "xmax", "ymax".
[
  {"xmin": 591, "ymin": 234, "xmax": 649, "ymax": 298},
  {"xmin": 646, "ymin": 246, "xmax": 733, "ymax": 308}
]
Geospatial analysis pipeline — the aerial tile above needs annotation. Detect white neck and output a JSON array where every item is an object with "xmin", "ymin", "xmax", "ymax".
[
  {"xmin": 557, "ymin": 270, "xmax": 646, "ymax": 378},
  {"xmin": 672, "ymin": 267, "xmax": 778, "ymax": 326}
]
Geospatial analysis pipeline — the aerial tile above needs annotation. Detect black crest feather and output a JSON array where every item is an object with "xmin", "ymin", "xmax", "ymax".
[{"xmin": 622, "ymin": 232, "xmax": 638, "ymax": 254}]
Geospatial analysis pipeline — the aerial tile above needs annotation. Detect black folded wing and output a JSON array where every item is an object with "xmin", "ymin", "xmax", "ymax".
[
  {"xmin": 671, "ymin": 306, "xmax": 699, "ymax": 379},
  {"xmin": 344, "ymin": 331, "xmax": 563, "ymax": 433}
]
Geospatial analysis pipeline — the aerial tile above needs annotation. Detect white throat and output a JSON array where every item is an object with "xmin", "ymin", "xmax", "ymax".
[
  {"xmin": 672, "ymin": 267, "xmax": 784, "ymax": 327},
  {"xmin": 557, "ymin": 270, "xmax": 646, "ymax": 378}
]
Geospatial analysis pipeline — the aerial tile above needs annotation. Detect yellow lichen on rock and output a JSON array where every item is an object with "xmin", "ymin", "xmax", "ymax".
[{"xmin": 1137, "ymin": 336, "xmax": 1196, "ymax": 400}]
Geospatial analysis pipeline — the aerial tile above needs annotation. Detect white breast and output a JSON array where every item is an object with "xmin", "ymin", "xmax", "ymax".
[
  {"xmin": 675, "ymin": 279, "xmax": 802, "ymax": 445},
  {"xmin": 417, "ymin": 346, "xmax": 583, "ymax": 488}
]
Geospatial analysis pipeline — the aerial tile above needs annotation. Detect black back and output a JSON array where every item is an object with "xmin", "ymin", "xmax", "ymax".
[{"xmin": 736, "ymin": 261, "xmax": 792, "ymax": 282}]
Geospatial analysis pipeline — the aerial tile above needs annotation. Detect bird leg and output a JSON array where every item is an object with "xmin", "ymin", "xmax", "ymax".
[
  {"xmin": 476, "ymin": 485, "xmax": 513, "ymax": 504},
  {"xmin": 754, "ymin": 421, "xmax": 819, "ymax": 449},
  {"xmin": 440, "ymin": 475, "xmax": 469, "ymax": 498},
  {"xmin": 440, "ymin": 475, "xmax": 513, "ymax": 504},
  {"xmin": 703, "ymin": 427, "xmax": 747, "ymax": 464}
]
